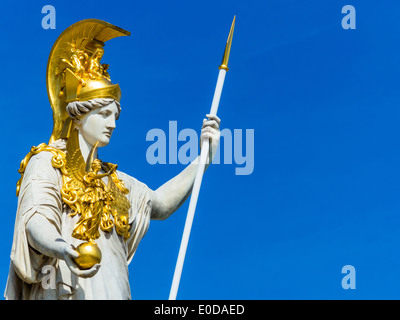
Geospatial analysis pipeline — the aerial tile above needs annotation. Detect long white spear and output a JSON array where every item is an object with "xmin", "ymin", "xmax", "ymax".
[{"xmin": 169, "ymin": 16, "xmax": 236, "ymax": 300}]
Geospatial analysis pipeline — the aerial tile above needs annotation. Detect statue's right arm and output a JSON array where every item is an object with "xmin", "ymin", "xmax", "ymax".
[
  {"xmin": 26, "ymin": 214, "xmax": 73, "ymax": 260},
  {"xmin": 26, "ymin": 214, "xmax": 100, "ymax": 278}
]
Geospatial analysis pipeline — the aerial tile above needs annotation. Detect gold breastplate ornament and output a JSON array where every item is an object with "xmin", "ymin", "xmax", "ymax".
[
  {"xmin": 17, "ymin": 129, "xmax": 131, "ymax": 269},
  {"xmin": 62, "ymin": 128, "xmax": 131, "ymax": 243}
]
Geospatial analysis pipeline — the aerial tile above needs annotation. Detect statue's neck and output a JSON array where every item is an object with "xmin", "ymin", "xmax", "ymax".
[{"xmin": 78, "ymin": 134, "xmax": 98, "ymax": 163}]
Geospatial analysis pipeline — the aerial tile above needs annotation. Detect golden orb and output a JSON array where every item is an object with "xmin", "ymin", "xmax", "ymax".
[{"xmin": 74, "ymin": 241, "xmax": 102, "ymax": 270}]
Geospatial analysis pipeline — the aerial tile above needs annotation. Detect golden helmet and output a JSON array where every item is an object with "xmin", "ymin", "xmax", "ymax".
[{"xmin": 46, "ymin": 19, "xmax": 130, "ymax": 144}]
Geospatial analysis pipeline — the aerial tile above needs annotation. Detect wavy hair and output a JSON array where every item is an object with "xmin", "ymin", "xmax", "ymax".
[{"xmin": 66, "ymin": 98, "xmax": 121, "ymax": 120}]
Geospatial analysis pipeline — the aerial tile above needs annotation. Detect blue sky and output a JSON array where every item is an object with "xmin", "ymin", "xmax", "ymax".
[{"xmin": 1, "ymin": 0, "xmax": 400, "ymax": 299}]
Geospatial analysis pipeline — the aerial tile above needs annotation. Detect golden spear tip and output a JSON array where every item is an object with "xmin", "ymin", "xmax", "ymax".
[{"xmin": 219, "ymin": 15, "xmax": 236, "ymax": 71}]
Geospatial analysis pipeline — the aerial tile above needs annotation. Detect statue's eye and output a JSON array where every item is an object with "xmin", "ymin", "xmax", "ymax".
[{"xmin": 99, "ymin": 110, "xmax": 111, "ymax": 117}]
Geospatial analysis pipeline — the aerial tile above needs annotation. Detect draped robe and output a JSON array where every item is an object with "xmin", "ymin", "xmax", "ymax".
[{"xmin": 4, "ymin": 148, "xmax": 152, "ymax": 300}]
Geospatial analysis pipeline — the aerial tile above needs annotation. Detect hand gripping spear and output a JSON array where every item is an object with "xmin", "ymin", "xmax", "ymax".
[{"xmin": 169, "ymin": 16, "xmax": 236, "ymax": 300}]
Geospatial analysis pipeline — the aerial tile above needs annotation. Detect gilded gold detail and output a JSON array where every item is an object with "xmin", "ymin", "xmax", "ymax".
[
  {"xmin": 74, "ymin": 241, "xmax": 102, "ymax": 270},
  {"xmin": 62, "ymin": 129, "xmax": 131, "ymax": 241},
  {"xmin": 16, "ymin": 144, "xmax": 67, "ymax": 196},
  {"xmin": 219, "ymin": 16, "xmax": 236, "ymax": 71},
  {"xmin": 16, "ymin": 130, "xmax": 131, "ymax": 243},
  {"xmin": 47, "ymin": 19, "xmax": 130, "ymax": 144}
]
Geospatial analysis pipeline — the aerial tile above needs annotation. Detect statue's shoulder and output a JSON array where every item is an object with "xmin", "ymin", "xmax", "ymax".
[
  {"xmin": 109, "ymin": 168, "xmax": 152, "ymax": 206},
  {"xmin": 109, "ymin": 168, "xmax": 147, "ymax": 190},
  {"xmin": 16, "ymin": 141, "xmax": 67, "ymax": 196},
  {"xmin": 19, "ymin": 141, "xmax": 66, "ymax": 171}
]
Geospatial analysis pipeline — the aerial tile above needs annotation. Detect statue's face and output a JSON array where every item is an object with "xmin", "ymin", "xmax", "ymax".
[{"xmin": 77, "ymin": 101, "xmax": 119, "ymax": 148}]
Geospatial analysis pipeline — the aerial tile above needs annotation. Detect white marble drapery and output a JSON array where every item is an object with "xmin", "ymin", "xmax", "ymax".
[{"xmin": 5, "ymin": 150, "xmax": 152, "ymax": 300}]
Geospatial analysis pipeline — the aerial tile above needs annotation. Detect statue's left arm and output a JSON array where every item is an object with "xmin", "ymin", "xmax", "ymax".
[{"xmin": 150, "ymin": 115, "xmax": 221, "ymax": 220}]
